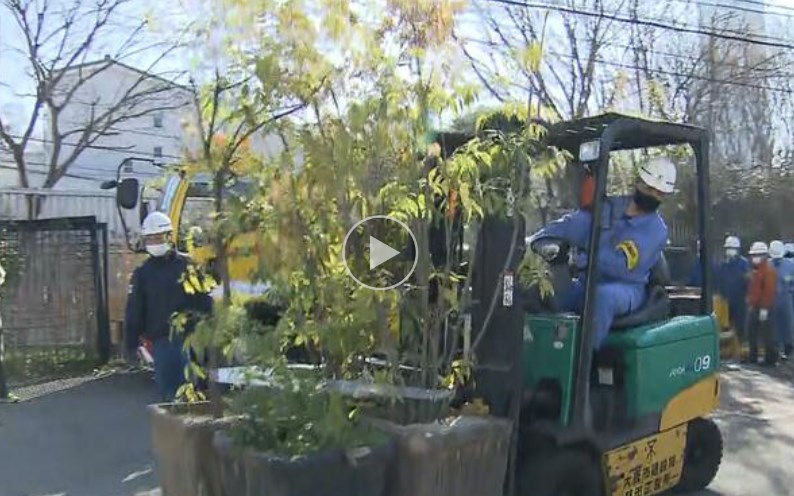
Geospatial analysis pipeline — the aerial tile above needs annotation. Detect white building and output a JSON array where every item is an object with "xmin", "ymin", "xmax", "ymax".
[{"xmin": 2, "ymin": 56, "xmax": 194, "ymax": 190}]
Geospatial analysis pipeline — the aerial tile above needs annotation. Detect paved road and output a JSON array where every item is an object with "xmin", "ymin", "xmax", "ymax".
[
  {"xmin": 1, "ymin": 365, "xmax": 793, "ymax": 496},
  {"xmin": 0, "ymin": 372, "xmax": 161, "ymax": 496},
  {"xmin": 704, "ymin": 364, "xmax": 794, "ymax": 495}
]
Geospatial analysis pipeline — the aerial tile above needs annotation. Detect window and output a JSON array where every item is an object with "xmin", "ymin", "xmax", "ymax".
[
  {"xmin": 153, "ymin": 112, "xmax": 164, "ymax": 128},
  {"xmin": 154, "ymin": 146, "xmax": 163, "ymax": 159}
]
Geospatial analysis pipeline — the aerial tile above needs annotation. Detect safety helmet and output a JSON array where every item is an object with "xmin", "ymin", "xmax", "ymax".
[
  {"xmin": 638, "ymin": 157, "xmax": 677, "ymax": 194},
  {"xmin": 748, "ymin": 241, "xmax": 769, "ymax": 256},
  {"xmin": 769, "ymin": 240, "xmax": 785, "ymax": 259},
  {"xmin": 141, "ymin": 211, "xmax": 173, "ymax": 236},
  {"xmin": 723, "ymin": 236, "xmax": 741, "ymax": 249}
]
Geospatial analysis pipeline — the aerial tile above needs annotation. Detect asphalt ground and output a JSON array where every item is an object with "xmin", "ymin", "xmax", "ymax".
[{"xmin": 1, "ymin": 364, "xmax": 793, "ymax": 496}]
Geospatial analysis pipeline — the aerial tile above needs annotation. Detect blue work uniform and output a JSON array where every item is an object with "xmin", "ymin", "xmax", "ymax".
[
  {"xmin": 715, "ymin": 256, "xmax": 750, "ymax": 334},
  {"xmin": 530, "ymin": 196, "xmax": 668, "ymax": 348},
  {"xmin": 125, "ymin": 251, "xmax": 213, "ymax": 400},
  {"xmin": 771, "ymin": 257, "xmax": 794, "ymax": 348}
]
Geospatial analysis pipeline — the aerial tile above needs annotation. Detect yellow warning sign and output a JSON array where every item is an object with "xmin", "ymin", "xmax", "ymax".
[{"xmin": 603, "ymin": 424, "xmax": 688, "ymax": 496}]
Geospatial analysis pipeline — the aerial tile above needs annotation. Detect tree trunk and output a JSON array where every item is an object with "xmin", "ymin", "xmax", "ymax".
[
  {"xmin": 0, "ymin": 327, "xmax": 7, "ymax": 399},
  {"xmin": 26, "ymin": 194, "xmax": 46, "ymax": 220},
  {"xmin": 209, "ymin": 168, "xmax": 230, "ymax": 419}
]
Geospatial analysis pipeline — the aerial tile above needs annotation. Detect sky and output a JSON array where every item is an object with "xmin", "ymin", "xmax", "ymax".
[{"xmin": 2, "ymin": 0, "xmax": 794, "ymax": 140}]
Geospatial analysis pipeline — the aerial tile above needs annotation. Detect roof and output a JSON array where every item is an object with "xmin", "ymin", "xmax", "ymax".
[
  {"xmin": 545, "ymin": 112, "xmax": 708, "ymax": 155},
  {"xmin": 54, "ymin": 57, "xmax": 190, "ymax": 92}
]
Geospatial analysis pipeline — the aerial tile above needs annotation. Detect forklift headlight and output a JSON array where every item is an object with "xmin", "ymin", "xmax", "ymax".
[{"xmin": 579, "ymin": 140, "xmax": 600, "ymax": 162}]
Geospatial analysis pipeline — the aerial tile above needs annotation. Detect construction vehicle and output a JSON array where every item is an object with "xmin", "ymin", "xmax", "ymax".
[{"xmin": 468, "ymin": 113, "xmax": 722, "ymax": 496}]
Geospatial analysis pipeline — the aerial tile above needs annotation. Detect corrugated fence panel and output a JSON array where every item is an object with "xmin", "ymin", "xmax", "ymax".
[{"xmin": 0, "ymin": 188, "xmax": 155, "ymax": 243}]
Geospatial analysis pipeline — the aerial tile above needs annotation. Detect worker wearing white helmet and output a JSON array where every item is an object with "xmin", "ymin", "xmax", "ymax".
[
  {"xmin": 528, "ymin": 156, "xmax": 676, "ymax": 348},
  {"xmin": 140, "ymin": 211, "xmax": 174, "ymax": 257},
  {"xmin": 125, "ymin": 211, "xmax": 214, "ymax": 400},
  {"xmin": 785, "ymin": 242, "xmax": 794, "ymax": 259},
  {"xmin": 715, "ymin": 235, "xmax": 750, "ymax": 343},
  {"xmin": 746, "ymin": 241, "xmax": 778, "ymax": 365},
  {"xmin": 724, "ymin": 236, "xmax": 741, "ymax": 258},
  {"xmin": 769, "ymin": 240, "xmax": 794, "ymax": 358}
]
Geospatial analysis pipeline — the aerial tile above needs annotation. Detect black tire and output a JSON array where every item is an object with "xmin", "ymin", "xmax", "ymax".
[
  {"xmin": 517, "ymin": 449, "xmax": 602, "ymax": 496},
  {"xmin": 675, "ymin": 417, "xmax": 723, "ymax": 493}
]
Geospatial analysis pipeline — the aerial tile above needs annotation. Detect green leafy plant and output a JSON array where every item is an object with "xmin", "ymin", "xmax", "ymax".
[{"xmin": 229, "ymin": 373, "xmax": 388, "ymax": 457}]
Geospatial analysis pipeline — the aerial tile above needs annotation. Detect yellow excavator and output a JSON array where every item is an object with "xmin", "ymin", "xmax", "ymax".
[{"xmin": 103, "ymin": 166, "xmax": 265, "ymax": 299}]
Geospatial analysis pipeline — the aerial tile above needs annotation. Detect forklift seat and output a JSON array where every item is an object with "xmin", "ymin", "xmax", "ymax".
[{"xmin": 610, "ymin": 254, "xmax": 671, "ymax": 330}]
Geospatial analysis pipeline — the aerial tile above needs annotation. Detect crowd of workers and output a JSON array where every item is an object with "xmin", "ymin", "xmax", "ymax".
[{"xmin": 706, "ymin": 237, "xmax": 794, "ymax": 366}]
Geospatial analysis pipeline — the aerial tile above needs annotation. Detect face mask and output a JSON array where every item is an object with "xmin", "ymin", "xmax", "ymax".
[
  {"xmin": 725, "ymin": 249, "xmax": 738, "ymax": 258},
  {"xmin": 752, "ymin": 256, "xmax": 763, "ymax": 266},
  {"xmin": 632, "ymin": 189, "xmax": 661, "ymax": 212},
  {"xmin": 146, "ymin": 243, "xmax": 171, "ymax": 257}
]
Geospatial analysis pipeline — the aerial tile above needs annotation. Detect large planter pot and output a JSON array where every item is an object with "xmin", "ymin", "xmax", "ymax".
[
  {"xmin": 213, "ymin": 431, "xmax": 395, "ymax": 496},
  {"xmin": 374, "ymin": 415, "xmax": 512, "ymax": 496},
  {"xmin": 326, "ymin": 380, "xmax": 454, "ymax": 425},
  {"xmin": 149, "ymin": 402, "xmax": 237, "ymax": 496}
]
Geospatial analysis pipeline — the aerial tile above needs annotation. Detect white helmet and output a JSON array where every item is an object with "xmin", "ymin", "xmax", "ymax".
[
  {"xmin": 638, "ymin": 157, "xmax": 677, "ymax": 194},
  {"xmin": 141, "ymin": 211, "xmax": 173, "ymax": 236},
  {"xmin": 748, "ymin": 241, "xmax": 769, "ymax": 256},
  {"xmin": 769, "ymin": 240, "xmax": 785, "ymax": 259},
  {"xmin": 724, "ymin": 236, "xmax": 741, "ymax": 249}
]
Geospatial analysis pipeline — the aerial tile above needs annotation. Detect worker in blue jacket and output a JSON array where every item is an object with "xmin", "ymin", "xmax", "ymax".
[
  {"xmin": 528, "ymin": 157, "xmax": 676, "ymax": 349},
  {"xmin": 125, "ymin": 212, "xmax": 213, "ymax": 400},
  {"xmin": 769, "ymin": 240, "xmax": 794, "ymax": 358},
  {"xmin": 714, "ymin": 236, "xmax": 750, "ymax": 341}
]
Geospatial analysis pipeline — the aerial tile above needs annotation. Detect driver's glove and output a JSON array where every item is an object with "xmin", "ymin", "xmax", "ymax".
[{"xmin": 539, "ymin": 243, "xmax": 560, "ymax": 261}]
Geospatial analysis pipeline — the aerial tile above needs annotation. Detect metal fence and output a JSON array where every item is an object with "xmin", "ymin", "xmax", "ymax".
[{"xmin": 0, "ymin": 216, "xmax": 110, "ymax": 391}]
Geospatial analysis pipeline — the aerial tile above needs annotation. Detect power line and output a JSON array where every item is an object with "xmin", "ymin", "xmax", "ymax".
[
  {"xmin": 464, "ymin": 22, "xmax": 794, "ymax": 79},
  {"xmin": 0, "ymin": 156, "xmax": 163, "ymax": 180},
  {"xmin": 680, "ymin": 0, "xmax": 794, "ymax": 20},
  {"xmin": 483, "ymin": 0, "xmax": 794, "ymax": 50},
  {"xmin": 731, "ymin": 0, "xmax": 794, "ymax": 15},
  {"xmin": 647, "ymin": 0, "xmax": 794, "ymax": 44},
  {"xmin": 0, "ymin": 162, "xmax": 119, "ymax": 183},
  {"xmin": 461, "ymin": 35, "xmax": 794, "ymax": 94},
  {"xmin": 5, "ymin": 133, "xmax": 184, "ymax": 161}
]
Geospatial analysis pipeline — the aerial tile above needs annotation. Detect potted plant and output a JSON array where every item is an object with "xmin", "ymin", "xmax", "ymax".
[{"xmin": 212, "ymin": 370, "xmax": 395, "ymax": 496}]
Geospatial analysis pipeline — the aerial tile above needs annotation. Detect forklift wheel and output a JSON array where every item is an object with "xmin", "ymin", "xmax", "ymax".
[
  {"xmin": 518, "ymin": 449, "xmax": 601, "ymax": 496},
  {"xmin": 675, "ymin": 417, "xmax": 723, "ymax": 493}
]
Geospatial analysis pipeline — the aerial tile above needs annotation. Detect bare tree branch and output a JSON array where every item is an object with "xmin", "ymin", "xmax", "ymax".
[{"xmin": 0, "ymin": 0, "xmax": 188, "ymax": 215}]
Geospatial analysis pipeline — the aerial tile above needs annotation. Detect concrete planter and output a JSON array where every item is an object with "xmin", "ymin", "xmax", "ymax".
[
  {"xmin": 213, "ymin": 431, "xmax": 395, "ymax": 496},
  {"xmin": 149, "ymin": 402, "xmax": 237, "ymax": 496},
  {"xmin": 374, "ymin": 415, "xmax": 513, "ymax": 496}
]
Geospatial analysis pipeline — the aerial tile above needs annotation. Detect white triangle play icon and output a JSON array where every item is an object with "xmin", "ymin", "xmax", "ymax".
[{"xmin": 369, "ymin": 236, "xmax": 400, "ymax": 270}]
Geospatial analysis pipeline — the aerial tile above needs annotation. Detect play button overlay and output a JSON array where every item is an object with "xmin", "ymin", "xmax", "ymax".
[
  {"xmin": 343, "ymin": 215, "xmax": 418, "ymax": 290},
  {"xmin": 369, "ymin": 236, "xmax": 400, "ymax": 269}
]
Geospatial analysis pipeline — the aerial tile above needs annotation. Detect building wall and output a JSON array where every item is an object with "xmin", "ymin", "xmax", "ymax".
[{"xmin": 39, "ymin": 62, "xmax": 194, "ymax": 188}]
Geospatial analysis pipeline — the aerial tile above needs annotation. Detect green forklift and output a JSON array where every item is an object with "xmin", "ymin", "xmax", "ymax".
[{"xmin": 468, "ymin": 113, "xmax": 722, "ymax": 496}]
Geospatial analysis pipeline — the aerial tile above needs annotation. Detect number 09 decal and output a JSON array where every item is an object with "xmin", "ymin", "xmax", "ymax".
[{"xmin": 694, "ymin": 355, "xmax": 712, "ymax": 372}]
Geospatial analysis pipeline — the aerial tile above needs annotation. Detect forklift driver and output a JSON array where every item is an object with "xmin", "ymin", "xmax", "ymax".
[{"xmin": 526, "ymin": 157, "xmax": 677, "ymax": 349}]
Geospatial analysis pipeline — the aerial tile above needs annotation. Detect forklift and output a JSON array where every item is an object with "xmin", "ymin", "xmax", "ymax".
[{"xmin": 469, "ymin": 113, "xmax": 722, "ymax": 496}]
